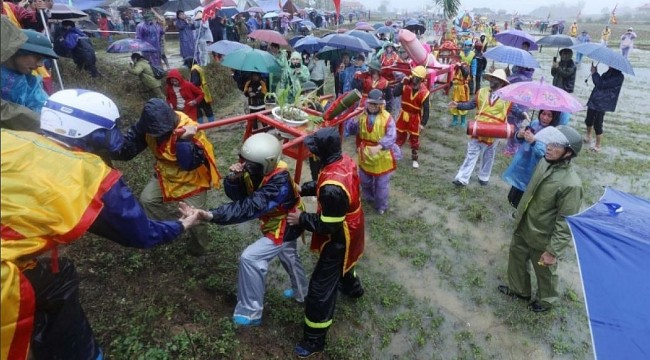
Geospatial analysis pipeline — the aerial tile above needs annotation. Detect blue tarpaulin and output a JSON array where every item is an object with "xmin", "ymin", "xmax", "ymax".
[{"xmin": 567, "ymin": 188, "xmax": 650, "ymax": 360}]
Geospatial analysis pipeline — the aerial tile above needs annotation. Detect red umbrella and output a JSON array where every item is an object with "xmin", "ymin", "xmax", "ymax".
[{"xmin": 248, "ymin": 29, "xmax": 288, "ymax": 46}]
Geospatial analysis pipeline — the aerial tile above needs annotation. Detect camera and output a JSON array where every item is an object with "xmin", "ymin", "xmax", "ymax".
[{"xmin": 553, "ymin": 56, "xmax": 557, "ymax": 62}]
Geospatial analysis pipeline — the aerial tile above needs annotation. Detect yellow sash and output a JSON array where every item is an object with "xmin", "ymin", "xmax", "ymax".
[{"xmin": 145, "ymin": 112, "xmax": 221, "ymax": 201}]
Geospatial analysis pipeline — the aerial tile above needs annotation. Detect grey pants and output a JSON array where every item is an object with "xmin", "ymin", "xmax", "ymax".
[
  {"xmin": 140, "ymin": 175, "xmax": 209, "ymax": 255},
  {"xmin": 234, "ymin": 237, "xmax": 308, "ymax": 321}
]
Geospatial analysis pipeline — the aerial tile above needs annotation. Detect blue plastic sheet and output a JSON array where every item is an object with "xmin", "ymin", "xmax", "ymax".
[{"xmin": 567, "ymin": 188, "xmax": 650, "ymax": 360}]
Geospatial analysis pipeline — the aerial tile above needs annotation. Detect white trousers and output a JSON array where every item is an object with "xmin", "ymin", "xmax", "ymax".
[{"xmin": 454, "ymin": 139, "xmax": 498, "ymax": 185}]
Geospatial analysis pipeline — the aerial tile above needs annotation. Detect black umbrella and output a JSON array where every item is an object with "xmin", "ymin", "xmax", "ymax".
[
  {"xmin": 159, "ymin": 0, "xmax": 200, "ymax": 13},
  {"xmin": 128, "ymin": 0, "xmax": 166, "ymax": 8}
]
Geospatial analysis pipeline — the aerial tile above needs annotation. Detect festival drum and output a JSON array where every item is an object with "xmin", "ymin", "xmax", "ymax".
[{"xmin": 466, "ymin": 121, "xmax": 515, "ymax": 138}]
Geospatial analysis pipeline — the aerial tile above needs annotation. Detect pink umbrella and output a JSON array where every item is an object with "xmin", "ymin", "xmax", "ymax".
[
  {"xmin": 495, "ymin": 77, "xmax": 584, "ymax": 113},
  {"xmin": 248, "ymin": 29, "xmax": 288, "ymax": 46},
  {"xmin": 354, "ymin": 24, "xmax": 375, "ymax": 31}
]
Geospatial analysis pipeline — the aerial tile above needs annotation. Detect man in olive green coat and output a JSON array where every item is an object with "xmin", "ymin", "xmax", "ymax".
[
  {"xmin": 128, "ymin": 52, "xmax": 164, "ymax": 99},
  {"xmin": 499, "ymin": 125, "xmax": 583, "ymax": 312}
]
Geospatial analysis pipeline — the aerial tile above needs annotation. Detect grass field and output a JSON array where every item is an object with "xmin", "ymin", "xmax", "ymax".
[{"xmin": 51, "ymin": 21, "xmax": 650, "ymax": 359}]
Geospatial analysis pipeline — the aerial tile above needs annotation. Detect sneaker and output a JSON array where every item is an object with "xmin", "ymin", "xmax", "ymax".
[
  {"xmin": 294, "ymin": 341, "xmax": 324, "ymax": 358},
  {"xmin": 478, "ymin": 180, "xmax": 489, "ymax": 186},
  {"xmin": 412, "ymin": 160, "xmax": 419, "ymax": 169},
  {"xmin": 283, "ymin": 288, "xmax": 294, "ymax": 299},
  {"xmin": 452, "ymin": 179, "xmax": 466, "ymax": 187},
  {"xmin": 497, "ymin": 285, "xmax": 531, "ymax": 301},
  {"xmin": 378, "ymin": 209, "xmax": 385, "ymax": 215},
  {"xmin": 528, "ymin": 300, "xmax": 552, "ymax": 313},
  {"xmin": 232, "ymin": 315, "xmax": 262, "ymax": 327}
]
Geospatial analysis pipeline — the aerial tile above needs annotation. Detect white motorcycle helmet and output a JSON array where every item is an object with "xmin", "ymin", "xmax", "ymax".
[
  {"xmin": 41, "ymin": 89, "xmax": 120, "ymax": 139},
  {"xmin": 240, "ymin": 133, "xmax": 282, "ymax": 175}
]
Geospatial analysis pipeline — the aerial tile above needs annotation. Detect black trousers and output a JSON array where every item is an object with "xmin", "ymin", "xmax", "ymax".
[
  {"xmin": 508, "ymin": 186, "xmax": 524, "ymax": 209},
  {"xmin": 23, "ymin": 258, "xmax": 100, "ymax": 360},
  {"xmin": 303, "ymin": 240, "xmax": 363, "ymax": 348}
]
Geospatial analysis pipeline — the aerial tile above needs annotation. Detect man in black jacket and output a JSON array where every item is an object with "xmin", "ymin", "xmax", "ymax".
[
  {"xmin": 583, "ymin": 66, "xmax": 624, "ymax": 152},
  {"xmin": 551, "ymin": 48, "xmax": 577, "ymax": 126},
  {"xmin": 288, "ymin": 128, "xmax": 365, "ymax": 358}
]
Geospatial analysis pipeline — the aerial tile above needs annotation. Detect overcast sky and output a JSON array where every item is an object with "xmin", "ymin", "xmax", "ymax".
[{"xmin": 358, "ymin": 0, "xmax": 644, "ymax": 14}]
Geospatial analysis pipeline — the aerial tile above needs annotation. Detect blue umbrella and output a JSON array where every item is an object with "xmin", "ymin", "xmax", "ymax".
[
  {"xmin": 345, "ymin": 30, "xmax": 382, "ymax": 49},
  {"xmin": 494, "ymin": 29, "xmax": 539, "ymax": 51},
  {"xmin": 288, "ymin": 35, "xmax": 304, "ymax": 47},
  {"xmin": 483, "ymin": 45, "xmax": 540, "ymax": 68},
  {"xmin": 316, "ymin": 46, "xmax": 355, "ymax": 61},
  {"xmin": 300, "ymin": 20, "xmax": 316, "ymax": 30},
  {"xmin": 207, "ymin": 40, "xmax": 251, "ymax": 55},
  {"xmin": 293, "ymin": 35, "xmax": 324, "ymax": 53},
  {"xmin": 373, "ymin": 23, "xmax": 383, "ymax": 30},
  {"xmin": 570, "ymin": 42, "xmax": 634, "ymax": 75},
  {"xmin": 536, "ymin": 34, "xmax": 576, "ymax": 48},
  {"xmin": 375, "ymin": 26, "xmax": 395, "ymax": 35},
  {"xmin": 404, "ymin": 19, "xmax": 425, "ymax": 35},
  {"xmin": 320, "ymin": 34, "xmax": 371, "ymax": 53},
  {"xmin": 84, "ymin": 7, "xmax": 110, "ymax": 15}
]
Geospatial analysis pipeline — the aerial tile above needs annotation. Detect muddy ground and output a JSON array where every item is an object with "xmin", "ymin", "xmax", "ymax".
[{"xmin": 54, "ymin": 23, "xmax": 650, "ymax": 360}]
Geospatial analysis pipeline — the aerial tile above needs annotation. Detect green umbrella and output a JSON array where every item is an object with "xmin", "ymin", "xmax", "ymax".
[{"xmin": 221, "ymin": 48, "xmax": 281, "ymax": 74}]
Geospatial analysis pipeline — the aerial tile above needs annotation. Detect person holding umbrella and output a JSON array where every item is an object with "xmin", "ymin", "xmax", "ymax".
[
  {"xmin": 551, "ymin": 48, "xmax": 576, "ymax": 126},
  {"xmin": 583, "ymin": 65, "xmax": 624, "ymax": 152}
]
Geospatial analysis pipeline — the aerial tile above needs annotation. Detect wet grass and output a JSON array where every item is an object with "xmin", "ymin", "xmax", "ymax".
[{"xmin": 54, "ymin": 26, "xmax": 650, "ymax": 359}]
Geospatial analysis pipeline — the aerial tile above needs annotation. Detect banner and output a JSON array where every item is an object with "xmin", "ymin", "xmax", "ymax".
[{"xmin": 202, "ymin": 0, "xmax": 222, "ymax": 22}]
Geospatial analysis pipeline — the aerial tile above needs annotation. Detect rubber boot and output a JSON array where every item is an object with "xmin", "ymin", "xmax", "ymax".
[
  {"xmin": 207, "ymin": 115, "xmax": 215, "ymax": 122},
  {"xmin": 295, "ymin": 327, "xmax": 326, "ymax": 358},
  {"xmin": 451, "ymin": 115, "xmax": 459, "ymax": 127},
  {"xmin": 460, "ymin": 115, "xmax": 467, "ymax": 128}
]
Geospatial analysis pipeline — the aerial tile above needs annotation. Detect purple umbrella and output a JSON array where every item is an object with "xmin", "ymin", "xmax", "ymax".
[
  {"xmin": 107, "ymin": 38, "xmax": 157, "ymax": 53},
  {"xmin": 320, "ymin": 34, "xmax": 371, "ymax": 53},
  {"xmin": 484, "ymin": 45, "xmax": 540, "ymax": 68},
  {"xmin": 495, "ymin": 29, "xmax": 539, "ymax": 51}
]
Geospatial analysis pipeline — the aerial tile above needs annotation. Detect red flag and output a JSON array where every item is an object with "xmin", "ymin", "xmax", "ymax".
[
  {"xmin": 278, "ymin": 0, "xmax": 282, "ymax": 11},
  {"xmin": 610, "ymin": 4, "xmax": 618, "ymax": 24},
  {"xmin": 333, "ymin": 0, "xmax": 341, "ymax": 17},
  {"xmin": 202, "ymin": 0, "xmax": 222, "ymax": 22}
]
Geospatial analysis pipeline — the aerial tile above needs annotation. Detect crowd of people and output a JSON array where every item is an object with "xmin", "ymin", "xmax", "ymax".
[{"xmin": 0, "ymin": 2, "xmax": 636, "ymax": 358}]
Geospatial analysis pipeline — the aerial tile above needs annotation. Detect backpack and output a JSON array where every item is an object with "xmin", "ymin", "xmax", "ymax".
[{"xmin": 151, "ymin": 64, "xmax": 167, "ymax": 79}]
